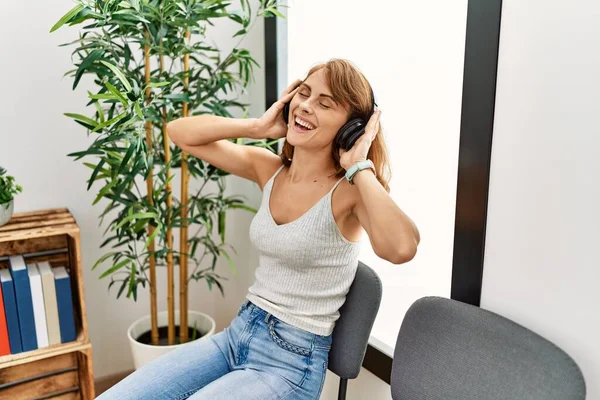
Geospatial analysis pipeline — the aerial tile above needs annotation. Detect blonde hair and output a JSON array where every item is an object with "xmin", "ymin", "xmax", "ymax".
[{"xmin": 280, "ymin": 59, "xmax": 391, "ymax": 192}]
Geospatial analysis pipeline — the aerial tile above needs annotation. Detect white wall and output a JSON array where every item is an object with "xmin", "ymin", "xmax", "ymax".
[
  {"xmin": 481, "ymin": 0, "xmax": 600, "ymax": 398},
  {"xmin": 0, "ymin": 1, "xmax": 265, "ymax": 379}
]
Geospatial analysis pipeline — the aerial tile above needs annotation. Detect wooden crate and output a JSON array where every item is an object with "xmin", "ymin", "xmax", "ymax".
[{"xmin": 0, "ymin": 209, "xmax": 94, "ymax": 399}]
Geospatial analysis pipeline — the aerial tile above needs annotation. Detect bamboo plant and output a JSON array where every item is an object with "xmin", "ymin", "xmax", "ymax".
[{"xmin": 51, "ymin": 0, "xmax": 281, "ymax": 345}]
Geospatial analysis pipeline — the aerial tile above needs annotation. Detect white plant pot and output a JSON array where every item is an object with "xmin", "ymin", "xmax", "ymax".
[
  {"xmin": 127, "ymin": 310, "xmax": 216, "ymax": 370},
  {"xmin": 0, "ymin": 200, "xmax": 14, "ymax": 227}
]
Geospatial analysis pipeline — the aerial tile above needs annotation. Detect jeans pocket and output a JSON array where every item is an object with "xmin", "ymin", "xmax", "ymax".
[{"xmin": 268, "ymin": 319, "xmax": 312, "ymax": 357}]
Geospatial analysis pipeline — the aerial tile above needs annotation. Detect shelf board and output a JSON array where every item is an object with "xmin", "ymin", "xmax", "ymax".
[
  {"xmin": 0, "ymin": 208, "xmax": 78, "ymax": 242},
  {"xmin": 0, "ymin": 337, "xmax": 91, "ymax": 369}
]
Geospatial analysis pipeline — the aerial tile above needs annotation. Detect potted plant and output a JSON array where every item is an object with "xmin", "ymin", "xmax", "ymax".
[
  {"xmin": 0, "ymin": 167, "xmax": 23, "ymax": 227},
  {"xmin": 51, "ymin": 0, "xmax": 282, "ymax": 368}
]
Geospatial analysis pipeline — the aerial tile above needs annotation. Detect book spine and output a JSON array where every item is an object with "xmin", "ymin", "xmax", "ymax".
[
  {"xmin": 1, "ymin": 280, "xmax": 22, "ymax": 354},
  {"xmin": 55, "ymin": 276, "xmax": 76, "ymax": 343},
  {"xmin": 30, "ymin": 271, "xmax": 49, "ymax": 348},
  {"xmin": 41, "ymin": 272, "xmax": 61, "ymax": 346},
  {"xmin": 0, "ymin": 285, "xmax": 12, "ymax": 355},
  {"xmin": 12, "ymin": 268, "xmax": 38, "ymax": 351}
]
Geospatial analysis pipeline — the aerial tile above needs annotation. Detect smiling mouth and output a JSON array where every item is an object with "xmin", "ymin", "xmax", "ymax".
[{"xmin": 294, "ymin": 116, "xmax": 316, "ymax": 132}]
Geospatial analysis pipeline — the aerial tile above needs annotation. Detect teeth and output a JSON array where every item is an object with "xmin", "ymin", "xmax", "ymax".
[{"xmin": 295, "ymin": 116, "xmax": 315, "ymax": 130}]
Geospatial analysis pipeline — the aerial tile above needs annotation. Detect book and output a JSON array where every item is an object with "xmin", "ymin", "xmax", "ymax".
[
  {"xmin": 37, "ymin": 261, "xmax": 61, "ymax": 346},
  {"xmin": 53, "ymin": 267, "xmax": 76, "ymax": 343},
  {"xmin": 28, "ymin": 263, "xmax": 49, "ymax": 348},
  {"xmin": 9, "ymin": 255, "xmax": 38, "ymax": 351},
  {"xmin": 0, "ymin": 273, "xmax": 12, "ymax": 356},
  {"xmin": 0, "ymin": 269, "xmax": 22, "ymax": 354}
]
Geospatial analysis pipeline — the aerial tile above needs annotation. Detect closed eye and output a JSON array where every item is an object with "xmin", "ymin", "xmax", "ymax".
[{"xmin": 320, "ymin": 103, "xmax": 331, "ymax": 109}]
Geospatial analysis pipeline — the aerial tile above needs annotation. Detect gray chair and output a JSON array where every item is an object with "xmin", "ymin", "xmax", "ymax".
[
  {"xmin": 328, "ymin": 261, "xmax": 382, "ymax": 400},
  {"xmin": 391, "ymin": 296, "xmax": 586, "ymax": 400}
]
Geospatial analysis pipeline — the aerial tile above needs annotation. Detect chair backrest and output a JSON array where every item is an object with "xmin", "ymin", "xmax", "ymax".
[
  {"xmin": 391, "ymin": 296, "xmax": 586, "ymax": 400},
  {"xmin": 328, "ymin": 262, "xmax": 382, "ymax": 379}
]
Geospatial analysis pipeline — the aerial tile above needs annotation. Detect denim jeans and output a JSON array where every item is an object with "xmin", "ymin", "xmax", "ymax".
[{"xmin": 97, "ymin": 300, "xmax": 333, "ymax": 400}]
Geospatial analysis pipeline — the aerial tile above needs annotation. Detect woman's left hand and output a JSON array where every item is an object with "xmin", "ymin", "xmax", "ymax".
[{"xmin": 339, "ymin": 109, "xmax": 381, "ymax": 171}]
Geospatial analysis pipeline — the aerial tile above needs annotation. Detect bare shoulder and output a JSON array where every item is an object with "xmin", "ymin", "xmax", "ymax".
[
  {"xmin": 331, "ymin": 178, "xmax": 364, "ymax": 242},
  {"xmin": 333, "ymin": 178, "xmax": 360, "ymax": 209},
  {"xmin": 250, "ymin": 148, "xmax": 284, "ymax": 191}
]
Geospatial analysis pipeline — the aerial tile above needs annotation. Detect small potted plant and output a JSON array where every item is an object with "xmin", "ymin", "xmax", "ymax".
[{"xmin": 0, "ymin": 167, "xmax": 23, "ymax": 227}]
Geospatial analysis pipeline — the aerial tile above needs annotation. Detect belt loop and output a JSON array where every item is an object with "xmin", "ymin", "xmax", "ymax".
[
  {"xmin": 264, "ymin": 312, "xmax": 271, "ymax": 323},
  {"xmin": 238, "ymin": 299, "xmax": 250, "ymax": 315}
]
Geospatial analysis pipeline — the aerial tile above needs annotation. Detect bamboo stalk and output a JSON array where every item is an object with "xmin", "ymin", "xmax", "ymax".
[
  {"xmin": 144, "ymin": 30, "xmax": 159, "ymax": 346},
  {"xmin": 159, "ymin": 48, "xmax": 176, "ymax": 346},
  {"xmin": 179, "ymin": 29, "xmax": 191, "ymax": 343}
]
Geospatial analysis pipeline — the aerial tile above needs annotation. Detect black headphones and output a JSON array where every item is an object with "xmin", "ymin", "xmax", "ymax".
[{"xmin": 282, "ymin": 86, "xmax": 377, "ymax": 151}]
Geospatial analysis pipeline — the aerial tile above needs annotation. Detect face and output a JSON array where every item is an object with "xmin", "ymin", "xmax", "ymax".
[{"xmin": 286, "ymin": 69, "xmax": 349, "ymax": 149}]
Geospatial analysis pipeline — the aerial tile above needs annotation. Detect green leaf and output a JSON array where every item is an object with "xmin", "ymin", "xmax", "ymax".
[
  {"xmin": 74, "ymin": 49, "xmax": 104, "ymax": 90},
  {"xmin": 88, "ymin": 159, "xmax": 106, "ymax": 190},
  {"xmin": 218, "ymin": 210, "xmax": 225, "ymax": 243},
  {"xmin": 93, "ymin": 99, "xmax": 105, "ymax": 123},
  {"xmin": 220, "ymin": 248, "xmax": 237, "ymax": 276},
  {"xmin": 64, "ymin": 113, "xmax": 98, "ymax": 128},
  {"xmin": 105, "ymin": 82, "xmax": 129, "ymax": 107},
  {"xmin": 50, "ymin": 4, "xmax": 84, "ymax": 32},
  {"xmin": 164, "ymin": 93, "xmax": 191, "ymax": 102},
  {"xmin": 129, "ymin": 0, "xmax": 140, "ymax": 11},
  {"xmin": 191, "ymin": 321, "xmax": 198, "ymax": 341},
  {"xmin": 114, "ymin": 211, "xmax": 157, "ymax": 230},
  {"xmin": 147, "ymin": 81, "xmax": 170, "ymax": 88},
  {"xmin": 144, "ymin": 222, "xmax": 161, "ymax": 250},
  {"xmin": 92, "ymin": 111, "xmax": 127, "ymax": 133},
  {"xmin": 127, "ymin": 261, "xmax": 136, "ymax": 298},
  {"xmin": 89, "ymin": 93, "xmax": 120, "ymax": 101},
  {"xmin": 116, "ymin": 279, "xmax": 128, "ymax": 299},
  {"xmin": 134, "ymin": 102, "xmax": 144, "ymax": 119},
  {"xmin": 118, "ymin": 144, "xmax": 135, "ymax": 175},
  {"xmin": 68, "ymin": 6, "xmax": 98, "ymax": 25},
  {"xmin": 229, "ymin": 203, "xmax": 257, "ymax": 213},
  {"xmin": 93, "ymin": 179, "xmax": 117, "ymax": 205},
  {"xmin": 267, "ymin": 8, "xmax": 285, "ymax": 18},
  {"xmin": 211, "ymin": 275, "xmax": 225, "ymax": 296},
  {"xmin": 67, "ymin": 148, "xmax": 104, "ymax": 161},
  {"xmin": 92, "ymin": 252, "xmax": 118, "ymax": 271},
  {"xmin": 99, "ymin": 258, "xmax": 130, "ymax": 279},
  {"xmin": 100, "ymin": 61, "xmax": 132, "ymax": 92}
]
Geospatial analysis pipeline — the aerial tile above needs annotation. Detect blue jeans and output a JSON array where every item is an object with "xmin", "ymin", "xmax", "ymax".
[{"xmin": 97, "ymin": 300, "xmax": 333, "ymax": 399}]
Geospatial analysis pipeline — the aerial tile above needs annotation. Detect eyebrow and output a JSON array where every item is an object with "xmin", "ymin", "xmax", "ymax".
[{"xmin": 299, "ymin": 83, "xmax": 338, "ymax": 105}]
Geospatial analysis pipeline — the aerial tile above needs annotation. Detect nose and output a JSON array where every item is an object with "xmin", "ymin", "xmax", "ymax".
[{"xmin": 298, "ymin": 98, "xmax": 314, "ymax": 115}]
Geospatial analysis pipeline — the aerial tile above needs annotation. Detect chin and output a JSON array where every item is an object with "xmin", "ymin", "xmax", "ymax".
[{"xmin": 286, "ymin": 129, "xmax": 316, "ymax": 148}]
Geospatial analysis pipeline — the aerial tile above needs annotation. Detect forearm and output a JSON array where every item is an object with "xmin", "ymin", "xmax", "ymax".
[
  {"xmin": 353, "ymin": 170, "xmax": 420, "ymax": 263},
  {"xmin": 166, "ymin": 115, "xmax": 258, "ymax": 146}
]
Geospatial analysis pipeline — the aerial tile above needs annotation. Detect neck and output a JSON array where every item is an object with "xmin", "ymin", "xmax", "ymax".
[{"xmin": 287, "ymin": 146, "xmax": 337, "ymax": 183}]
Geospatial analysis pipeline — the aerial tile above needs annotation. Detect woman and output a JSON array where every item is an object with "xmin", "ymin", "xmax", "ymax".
[{"xmin": 98, "ymin": 59, "xmax": 419, "ymax": 400}]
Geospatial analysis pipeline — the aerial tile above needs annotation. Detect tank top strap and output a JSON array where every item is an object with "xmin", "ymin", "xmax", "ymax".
[
  {"xmin": 329, "ymin": 176, "xmax": 346, "ymax": 194},
  {"xmin": 265, "ymin": 164, "xmax": 286, "ymax": 191}
]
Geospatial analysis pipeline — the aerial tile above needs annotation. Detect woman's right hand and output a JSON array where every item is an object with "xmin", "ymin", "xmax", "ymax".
[{"xmin": 252, "ymin": 79, "xmax": 302, "ymax": 140}]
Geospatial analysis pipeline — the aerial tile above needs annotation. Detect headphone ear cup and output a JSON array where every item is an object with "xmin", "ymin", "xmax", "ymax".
[
  {"xmin": 336, "ymin": 118, "xmax": 367, "ymax": 150},
  {"xmin": 283, "ymin": 102, "xmax": 290, "ymax": 124}
]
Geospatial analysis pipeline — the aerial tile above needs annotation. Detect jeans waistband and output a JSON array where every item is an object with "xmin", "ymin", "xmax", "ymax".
[{"xmin": 238, "ymin": 299, "xmax": 333, "ymax": 347}]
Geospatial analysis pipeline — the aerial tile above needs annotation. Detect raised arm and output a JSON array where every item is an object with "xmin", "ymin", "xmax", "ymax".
[{"xmin": 167, "ymin": 79, "xmax": 301, "ymax": 188}]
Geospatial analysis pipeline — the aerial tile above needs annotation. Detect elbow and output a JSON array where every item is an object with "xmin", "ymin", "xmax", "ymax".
[
  {"xmin": 376, "ymin": 242, "xmax": 418, "ymax": 265},
  {"xmin": 166, "ymin": 120, "xmax": 182, "ymax": 145}
]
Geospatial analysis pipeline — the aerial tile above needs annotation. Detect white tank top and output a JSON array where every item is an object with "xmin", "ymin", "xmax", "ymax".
[{"xmin": 246, "ymin": 165, "xmax": 361, "ymax": 336}]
